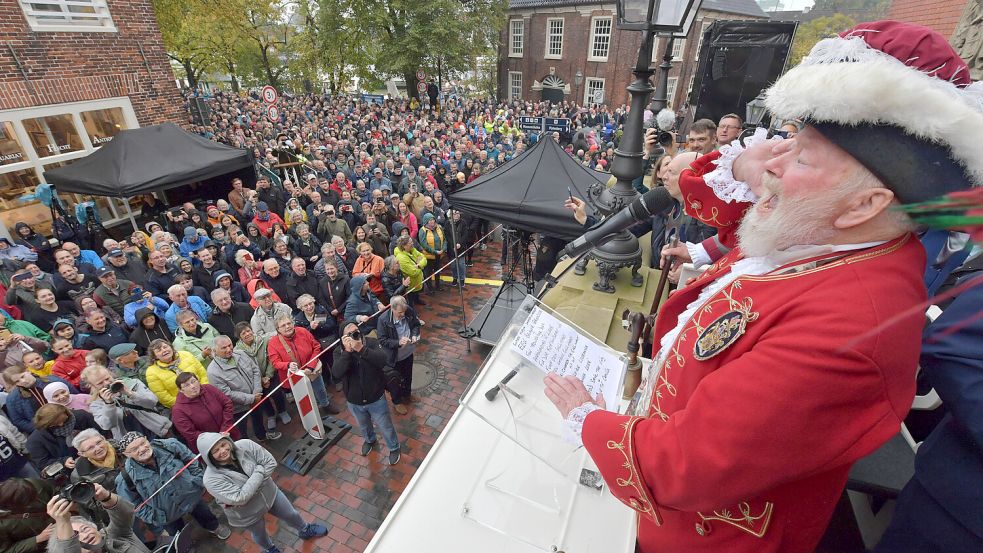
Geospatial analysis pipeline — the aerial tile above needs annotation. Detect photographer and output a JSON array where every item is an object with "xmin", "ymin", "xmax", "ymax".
[
  {"xmin": 82, "ymin": 366, "xmax": 171, "ymax": 440},
  {"xmin": 0, "ymin": 478, "xmax": 56, "ymax": 553},
  {"xmin": 376, "ymin": 295, "xmax": 420, "ymax": 415},
  {"xmin": 331, "ymin": 321, "xmax": 401, "ymax": 465},
  {"xmin": 46, "ymin": 481, "xmax": 152, "ymax": 553}
]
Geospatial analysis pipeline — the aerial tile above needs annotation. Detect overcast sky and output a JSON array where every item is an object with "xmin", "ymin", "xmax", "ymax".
[{"xmin": 781, "ymin": 0, "xmax": 816, "ymax": 10}]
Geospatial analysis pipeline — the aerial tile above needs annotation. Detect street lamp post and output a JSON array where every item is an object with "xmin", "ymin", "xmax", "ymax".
[{"xmin": 578, "ymin": 0, "xmax": 701, "ymax": 293}]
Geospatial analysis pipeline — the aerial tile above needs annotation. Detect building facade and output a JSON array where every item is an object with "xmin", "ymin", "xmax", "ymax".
[
  {"xmin": 0, "ymin": 0, "xmax": 184, "ymax": 239},
  {"xmin": 497, "ymin": 0, "xmax": 769, "ymax": 109},
  {"xmin": 887, "ymin": 0, "xmax": 969, "ymax": 40}
]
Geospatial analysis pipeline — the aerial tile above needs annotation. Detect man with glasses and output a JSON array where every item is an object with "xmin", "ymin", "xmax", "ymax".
[{"xmin": 716, "ymin": 114, "xmax": 743, "ymax": 147}]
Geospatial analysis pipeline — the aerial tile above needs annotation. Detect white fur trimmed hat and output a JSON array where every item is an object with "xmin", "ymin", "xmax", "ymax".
[{"xmin": 765, "ymin": 20, "xmax": 983, "ymax": 204}]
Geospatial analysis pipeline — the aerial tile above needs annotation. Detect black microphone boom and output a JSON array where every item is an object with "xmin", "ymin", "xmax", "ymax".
[{"xmin": 562, "ymin": 187, "xmax": 674, "ymax": 259}]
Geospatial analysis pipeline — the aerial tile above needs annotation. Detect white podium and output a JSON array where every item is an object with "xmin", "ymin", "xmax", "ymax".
[{"xmin": 365, "ymin": 299, "xmax": 636, "ymax": 553}]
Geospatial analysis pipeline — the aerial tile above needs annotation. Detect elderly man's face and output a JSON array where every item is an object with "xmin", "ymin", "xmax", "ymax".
[
  {"xmin": 716, "ymin": 117, "xmax": 742, "ymax": 146},
  {"xmin": 264, "ymin": 262, "xmax": 280, "ymax": 277},
  {"xmin": 169, "ymin": 287, "xmax": 188, "ymax": 305},
  {"xmin": 63, "ymin": 242, "xmax": 80, "ymax": 257},
  {"xmin": 739, "ymin": 127, "xmax": 866, "ymax": 256},
  {"xmin": 124, "ymin": 436, "xmax": 155, "ymax": 463}
]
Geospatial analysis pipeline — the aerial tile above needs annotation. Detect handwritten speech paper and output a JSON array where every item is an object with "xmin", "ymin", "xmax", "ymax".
[{"xmin": 511, "ymin": 306, "xmax": 624, "ymax": 409}]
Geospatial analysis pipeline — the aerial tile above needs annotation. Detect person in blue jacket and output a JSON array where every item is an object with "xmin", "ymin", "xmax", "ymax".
[
  {"xmin": 2, "ymin": 365, "xmax": 78, "ymax": 433},
  {"xmin": 874, "ymin": 259, "xmax": 983, "ymax": 552}
]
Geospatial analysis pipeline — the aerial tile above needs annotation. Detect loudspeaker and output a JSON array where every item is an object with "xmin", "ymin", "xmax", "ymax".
[
  {"xmin": 688, "ymin": 21, "xmax": 798, "ymax": 125},
  {"xmin": 188, "ymin": 97, "xmax": 212, "ymax": 126}
]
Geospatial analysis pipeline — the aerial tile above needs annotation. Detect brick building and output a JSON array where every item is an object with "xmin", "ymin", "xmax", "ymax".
[
  {"xmin": 0, "ymin": 0, "xmax": 184, "ymax": 239},
  {"xmin": 497, "ymin": 0, "xmax": 768, "ymax": 109},
  {"xmin": 887, "ymin": 0, "xmax": 969, "ymax": 40}
]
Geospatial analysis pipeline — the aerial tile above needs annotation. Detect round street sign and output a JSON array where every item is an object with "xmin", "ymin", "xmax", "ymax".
[
  {"xmin": 266, "ymin": 104, "xmax": 280, "ymax": 122},
  {"xmin": 261, "ymin": 85, "xmax": 278, "ymax": 104},
  {"xmin": 416, "ymin": 69, "xmax": 426, "ymax": 82},
  {"xmin": 417, "ymin": 81, "xmax": 428, "ymax": 94}
]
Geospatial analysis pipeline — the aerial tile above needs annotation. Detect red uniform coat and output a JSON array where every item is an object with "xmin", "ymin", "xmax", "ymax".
[
  {"xmin": 582, "ymin": 234, "xmax": 926, "ymax": 552},
  {"xmin": 678, "ymin": 150, "xmax": 753, "ymax": 257}
]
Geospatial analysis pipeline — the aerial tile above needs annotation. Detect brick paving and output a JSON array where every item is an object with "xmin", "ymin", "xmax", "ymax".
[{"xmin": 188, "ymin": 244, "xmax": 507, "ymax": 553}]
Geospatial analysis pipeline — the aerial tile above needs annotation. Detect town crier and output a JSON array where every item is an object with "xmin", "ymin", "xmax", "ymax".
[{"xmin": 545, "ymin": 20, "xmax": 982, "ymax": 553}]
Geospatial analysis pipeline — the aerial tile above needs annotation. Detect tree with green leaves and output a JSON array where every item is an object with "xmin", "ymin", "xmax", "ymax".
[
  {"xmin": 152, "ymin": 0, "xmax": 218, "ymax": 89},
  {"xmin": 352, "ymin": 0, "xmax": 506, "ymax": 98},
  {"xmin": 788, "ymin": 14, "xmax": 857, "ymax": 66}
]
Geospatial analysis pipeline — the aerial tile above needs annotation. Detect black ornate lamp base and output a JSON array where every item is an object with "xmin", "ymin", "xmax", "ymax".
[{"xmin": 592, "ymin": 257, "xmax": 644, "ymax": 293}]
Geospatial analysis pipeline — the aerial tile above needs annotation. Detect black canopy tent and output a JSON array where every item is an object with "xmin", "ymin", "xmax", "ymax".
[
  {"xmin": 447, "ymin": 136, "xmax": 603, "ymax": 241},
  {"xmin": 43, "ymin": 123, "xmax": 255, "ymax": 201}
]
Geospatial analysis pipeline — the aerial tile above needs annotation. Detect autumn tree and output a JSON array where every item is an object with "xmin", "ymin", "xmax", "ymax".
[{"xmin": 788, "ymin": 14, "xmax": 857, "ymax": 66}]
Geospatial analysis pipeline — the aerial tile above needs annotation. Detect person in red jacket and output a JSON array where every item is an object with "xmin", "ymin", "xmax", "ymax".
[
  {"xmin": 170, "ymin": 372, "xmax": 240, "ymax": 453},
  {"xmin": 251, "ymin": 202, "xmax": 285, "ymax": 238},
  {"xmin": 49, "ymin": 337, "xmax": 88, "ymax": 390},
  {"xmin": 544, "ymin": 21, "xmax": 971, "ymax": 553},
  {"xmin": 266, "ymin": 315, "xmax": 340, "ymax": 417}
]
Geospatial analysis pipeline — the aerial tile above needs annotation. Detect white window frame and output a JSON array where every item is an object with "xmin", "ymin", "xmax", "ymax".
[
  {"xmin": 695, "ymin": 20, "xmax": 712, "ymax": 61},
  {"xmin": 0, "ymin": 97, "xmax": 139, "ymax": 240},
  {"xmin": 588, "ymin": 16, "xmax": 613, "ymax": 62},
  {"xmin": 18, "ymin": 0, "xmax": 117, "ymax": 33},
  {"xmin": 509, "ymin": 19, "xmax": 524, "ymax": 58},
  {"xmin": 671, "ymin": 38, "xmax": 685, "ymax": 61},
  {"xmin": 545, "ymin": 17, "xmax": 564, "ymax": 59},
  {"xmin": 584, "ymin": 77, "xmax": 606, "ymax": 106},
  {"xmin": 508, "ymin": 71, "xmax": 523, "ymax": 101},
  {"xmin": 666, "ymin": 77, "xmax": 678, "ymax": 109}
]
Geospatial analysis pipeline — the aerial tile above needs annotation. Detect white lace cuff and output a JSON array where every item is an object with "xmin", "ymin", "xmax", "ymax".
[
  {"xmin": 686, "ymin": 241, "xmax": 712, "ymax": 268},
  {"xmin": 564, "ymin": 402, "xmax": 602, "ymax": 445},
  {"xmin": 703, "ymin": 128, "xmax": 779, "ymax": 204}
]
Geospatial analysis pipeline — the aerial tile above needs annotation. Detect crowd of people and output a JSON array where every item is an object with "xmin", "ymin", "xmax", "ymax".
[{"xmin": 0, "ymin": 89, "xmax": 661, "ymax": 553}]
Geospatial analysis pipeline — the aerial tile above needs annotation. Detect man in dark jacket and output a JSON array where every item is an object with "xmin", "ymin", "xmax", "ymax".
[
  {"xmin": 104, "ymin": 248, "xmax": 148, "ymax": 287},
  {"xmin": 81, "ymin": 309, "xmax": 128, "ymax": 351},
  {"xmin": 376, "ymin": 295, "xmax": 421, "ymax": 415},
  {"xmin": 331, "ymin": 321, "xmax": 401, "ymax": 465},
  {"xmin": 285, "ymin": 257, "xmax": 323, "ymax": 308},
  {"xmin": 191, "ymin": 248, "xmax": 229, "ymax": 293},
  {"xmin": 0, "ymin": 478, "xmax": 56, "ymax": 553},
  {"xmin": 259, "ymin": 259, "xmax": 292, "ymax": 305},
  {"xmin": 208, "ymin": 288, "xmax": 254, "ymax": 339}
]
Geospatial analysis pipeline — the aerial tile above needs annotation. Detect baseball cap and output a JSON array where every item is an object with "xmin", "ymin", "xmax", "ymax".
[
  {"xmin": 97, "ymin": 267, "xmax": 115, "ymax": 278},
  {"xmin": 107, "ymin": 248, "xmax": 125, "ymax": 257},
  {"xmin": 373, "ymin": 167, "xmax": 382, "ymax": 174}
]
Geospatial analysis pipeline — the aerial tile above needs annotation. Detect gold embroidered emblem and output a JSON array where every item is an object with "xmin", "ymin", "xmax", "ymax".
[{"xmin": 693, "ymin": 310, "xmax": 747, "ymax": 361}]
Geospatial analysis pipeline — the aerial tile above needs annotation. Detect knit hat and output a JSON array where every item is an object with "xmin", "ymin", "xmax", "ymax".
[
  {"xmin": 184, "ymin": 226, "xmax": 198, "ymax": 240},
  {"xmin": 421, "ymin": 212, "xmax": 435, "ymax": 225},
  {"xmin": 113, "ymin": 431, "xmax": 145, "ymax": 453},
  {"xmin": 764, "ymin": 20, "xmax": 983, "ymax": 204},
  {"xmin": 213, "ymin": 270, "xmax": 232, "ymax": 286}
]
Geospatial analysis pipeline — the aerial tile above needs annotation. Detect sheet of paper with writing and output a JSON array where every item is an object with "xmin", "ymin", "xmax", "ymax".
[{"xmin": 511, "ymin": 305, "xmax": 625, "ymax": 411}]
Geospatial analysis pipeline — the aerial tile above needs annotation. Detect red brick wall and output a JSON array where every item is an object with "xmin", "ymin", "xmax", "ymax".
[
  {"xmin": 0, "ymin": 0, "xmax": 185, "ymax": 126},
  {"xmin": 887, "ymin": 0, "xmax": 969, "ymax": 39},
  {"xmin": 498, "ymin": 7, "xmax": 766, "ymax": 109}
]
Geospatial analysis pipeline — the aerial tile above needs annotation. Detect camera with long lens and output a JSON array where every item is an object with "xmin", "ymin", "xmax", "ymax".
[
  {"xmin": 41, "ymin": 461, "xmax": 96, "ymax": 503},
  {"xmin": 59, "ymin": 482, "xmax": 96, "ymax": 503}
]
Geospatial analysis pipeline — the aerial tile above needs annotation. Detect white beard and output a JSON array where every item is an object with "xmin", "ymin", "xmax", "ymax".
[{"xmin": 737, "ymin": 176, "xmax": 839, "ymax": 258}]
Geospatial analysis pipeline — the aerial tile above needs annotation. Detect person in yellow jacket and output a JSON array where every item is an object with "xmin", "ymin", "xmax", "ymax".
[
  {"xmin": 417, "ymin": 213, "xmax": 446, "ymax": 293},
  {"xmin": 145, "ymin": 338, "xmax": 209, "ymax": 408},
  {"xmin": 393, "ymin": 235, "xmax": 427, "ymax": 306}
]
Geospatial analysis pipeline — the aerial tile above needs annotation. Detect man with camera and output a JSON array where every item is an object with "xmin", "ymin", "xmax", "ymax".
[
  {"xmin": 82, "ymin": 366, "xmax": 171, "ymax": 440},
  {"xmin": 46, "ymin": 480, "xmax": 152, "ymax": 553},
  {"xmin": 331, "ymin": 320, "xmax": 401, "ymax": 465}
]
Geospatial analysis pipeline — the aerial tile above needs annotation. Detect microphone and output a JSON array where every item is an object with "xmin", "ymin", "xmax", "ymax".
[
  {"xmin": 563, "ymin": 187, "xmax": 674, "ymax": 259},
  {"xmin": 485, "ymin": 368, "xmax": 519, "ymax": 401}
]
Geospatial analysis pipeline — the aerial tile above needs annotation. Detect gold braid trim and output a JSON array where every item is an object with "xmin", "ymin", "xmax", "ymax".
[
  {"xmin": 696, "ymin": 501, "xmax": 774, "ymax": 538},
  {"xmin": 605, "ymin": 417, "xmax": 663, "ymax": 525}
]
